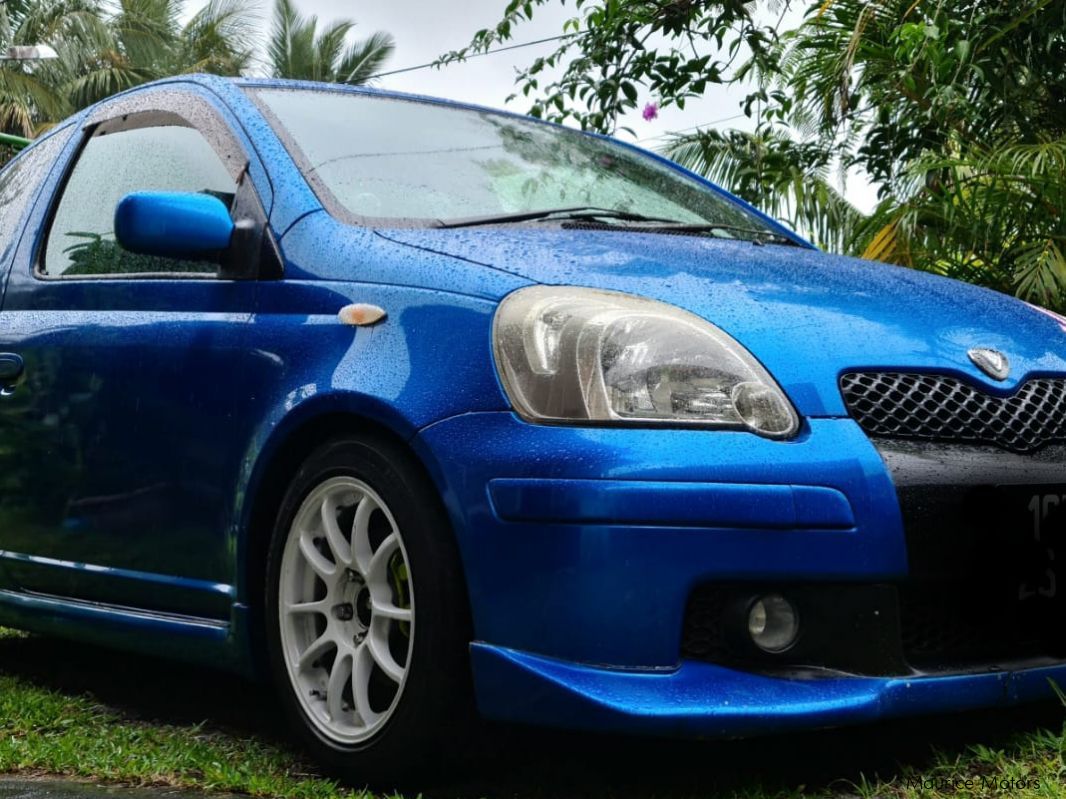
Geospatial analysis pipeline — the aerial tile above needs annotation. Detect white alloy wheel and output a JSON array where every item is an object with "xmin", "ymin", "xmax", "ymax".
[{"xmin": 278, "ymin": 476, "xmax": 414, "ymax": 744}]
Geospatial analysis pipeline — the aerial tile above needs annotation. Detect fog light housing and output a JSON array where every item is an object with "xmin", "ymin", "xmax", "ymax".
[{"xmin": 747, "ymin": 594, "xmax": 799, "ymax": 653}]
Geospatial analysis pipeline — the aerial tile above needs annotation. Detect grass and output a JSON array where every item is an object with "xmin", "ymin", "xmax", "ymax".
[
  {"xmin": 0, "ymin": 626, "xmax": 1064, "ymax": 798},
  {"xmin": 0, "ymin": 629, "xmax": 375, "ymax": 799}
]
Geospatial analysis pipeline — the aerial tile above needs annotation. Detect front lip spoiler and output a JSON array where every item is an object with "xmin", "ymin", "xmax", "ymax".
[{"xmin": 470, "ymin": 643, "xmax": 1066, "ymax": 737}]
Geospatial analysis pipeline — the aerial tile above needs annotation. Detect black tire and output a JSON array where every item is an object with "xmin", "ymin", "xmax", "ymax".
[{"xmin": 264, "ymin": 434, "xmax": 474, "ymax": 789}]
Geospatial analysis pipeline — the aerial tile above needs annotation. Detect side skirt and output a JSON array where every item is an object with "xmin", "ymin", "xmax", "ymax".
[{"xmin": 0, "ymin": 588, "xmax": 254, "ymax": 675}]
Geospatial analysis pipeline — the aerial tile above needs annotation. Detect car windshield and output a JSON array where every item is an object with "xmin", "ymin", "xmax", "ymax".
[{"xmin": 249, "ymin": 87, "xmax": 778, "ymax": 235}]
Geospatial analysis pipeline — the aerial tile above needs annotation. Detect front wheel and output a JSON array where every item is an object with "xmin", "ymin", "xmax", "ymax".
[{"xmin": 265, "ymin": 436, "xmax": 472, "ymax": 787}]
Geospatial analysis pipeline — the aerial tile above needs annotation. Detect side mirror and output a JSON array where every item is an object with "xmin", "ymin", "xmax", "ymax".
[{"xmin": 114, "ymin": 192, "xmax": 234, "ymax": 259}]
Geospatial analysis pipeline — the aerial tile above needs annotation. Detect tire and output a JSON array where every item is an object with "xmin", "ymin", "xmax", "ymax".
[{"xmin": 264, "ymin": 434, "xmax": 473, "ymax": 789}]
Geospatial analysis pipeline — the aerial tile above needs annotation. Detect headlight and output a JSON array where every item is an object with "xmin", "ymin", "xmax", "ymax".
[{"xmin": 492, "ymin": 285, "xmax": 799, "ymax": 437}]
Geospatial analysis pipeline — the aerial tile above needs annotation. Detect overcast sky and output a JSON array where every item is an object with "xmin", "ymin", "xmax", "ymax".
[{"xmin": 203, "ymin": 0, "xmax": 879, "ymax": 212}]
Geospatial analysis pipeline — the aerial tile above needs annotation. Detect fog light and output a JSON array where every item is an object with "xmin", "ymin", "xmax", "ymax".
[{"xmin": 748, "ymin": 594, "xmax": 799, "ymax": 652}]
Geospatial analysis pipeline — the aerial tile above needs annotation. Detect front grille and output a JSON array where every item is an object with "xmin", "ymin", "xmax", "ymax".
[
  {"xmin": 680, "ymin": 585, "xmax": 730, "ymax": 663},
  {"xmin": 840, "ymin": 372, "xmax": 1066, "ymax": 453},
  {"xmin": 680, "ymin": 583, "xmax": 909, "ymax": 675},
  {"xmin": 681, "ymin": 582, "xmax": 1066, "ymax": 675},
  {"xmin": 899, "ymin": 584, "xmax": 1007, "ymax": 662},
  {"xmin": 898, "ymin": 583, "xmax": 1062, "ymax": 667}
]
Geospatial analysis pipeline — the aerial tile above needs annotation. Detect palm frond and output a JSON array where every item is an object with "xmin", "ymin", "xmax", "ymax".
[
  {"xmin": 267, "ymin": 0, "xmax": 393, "ymax": 84},
  {"xmin": 314, "ymin": 20, "xmax": 352, "ymax": 81},
  {"xmin": 178, "ymin": 0, "xmax": 258, "ymax": 75},
  {"xmin": 335, "ymin": 30, "xmax": 394, "ymax": 84},
  {"xmin": 663, "ymin": 127, "xmax": 863, "ymax": 252},
  {"xmin": 1014, "ymin": 239, "xmax": 1066, "ymax": 306},
  {"xmin": 267, "ymin": 0, "xmax": 303, "ymax": 79}
]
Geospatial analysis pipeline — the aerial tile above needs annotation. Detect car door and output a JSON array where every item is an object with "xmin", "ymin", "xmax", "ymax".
[
  {"xmin": 0, "ymin": 90, "xmax": 274, "ymax": 621},
  {"xmin": 0, "ymin": 126, "xmax": 77, "ymax": 593}
]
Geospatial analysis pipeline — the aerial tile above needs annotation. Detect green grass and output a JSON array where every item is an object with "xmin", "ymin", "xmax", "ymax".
[
  {"xmin": 0, "ymin": 626, "xmax": 1064, "ymax": 798},
  {"xmin": 0, "ymin": 634, "xmax": 377, "ymax": 799}
]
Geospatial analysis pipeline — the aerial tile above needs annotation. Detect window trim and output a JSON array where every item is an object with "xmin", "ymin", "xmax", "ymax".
[
  {"xmin": 36, "ymin": 92, "xmax": 253, "ymax": 282},
  {"xmin": 0, "ymin": 123, "xmax": 74, "ymax": 259}
]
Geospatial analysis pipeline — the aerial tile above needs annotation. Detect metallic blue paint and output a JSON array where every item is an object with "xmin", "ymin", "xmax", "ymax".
[
  {"xmin": 469, "ymin": 644, "xmax": 1066, "ymax": 736},
  {"xmin": 414, "ymin": 413, "xmax": 905, "ymax": 668},
  {"xmin": 0, "ymin": 74, "xmax": 1062, "ymax": 734},
  {"xmin": 114, "ymin": 192, "xmax": 235, "ymax": 257},
  {"xmin": 376, "ymin": 226, "xmax": 1066, "ymax": 417},
  {"xmin": 487, "ymin": 479, "xmax": 856, "ymax": 528}
]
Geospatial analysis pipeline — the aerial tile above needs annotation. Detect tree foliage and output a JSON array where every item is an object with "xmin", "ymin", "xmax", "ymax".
[
  {"xmin": 662, "ymin": 126, "xmax": 862, "ymax": 251},
  {"xmin": 0, "ymin": 0, "xmax": 95, "ymax": 135},
  {"xmin": 439, "ymin": 0, "xmax": 785, "ymax": 135},
  {"xmin": 768, "ymin": 0, "xmax": 1066, "ymax": 309},
  {"xmin": 0, "ymin": 0, "xmax": 394, "ymax": 139},
  {"xmin": 63, "ymin": 0, "xmax": 259, "ymax": 110},
  {"xmin": 266, "ymin": 0, "xmax": 393, "ymax": 85},
  {"xmin": 460, "ymin": 0, "xmax": 1066, "ymax": 310}
]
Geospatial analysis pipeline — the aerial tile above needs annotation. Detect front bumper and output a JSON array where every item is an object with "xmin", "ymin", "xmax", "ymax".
[
  {"xmin": 413, "ymin": 411, "xmax": 1066, "ymax": 733},
  {"xmin": 414, "ymin": 412, "xmax": 906, "ymax": 668},
  {"xmin": 470, "ymin": 644, "xmax": 1066, "ymax": 737}
]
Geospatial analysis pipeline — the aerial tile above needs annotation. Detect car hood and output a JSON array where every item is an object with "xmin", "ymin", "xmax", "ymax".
[{"xmin": 378, "ymin": 227, "xmax": 1066, "ymax": 416}]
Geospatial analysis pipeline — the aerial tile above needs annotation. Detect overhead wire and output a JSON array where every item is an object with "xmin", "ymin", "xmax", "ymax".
[
  {"xmin": 368, "ymin": 34, "xmax": 749, "ymax": 147},
  {"xmin": 365, "ymin": 33, "xmax": 577, "ymax": 80}
]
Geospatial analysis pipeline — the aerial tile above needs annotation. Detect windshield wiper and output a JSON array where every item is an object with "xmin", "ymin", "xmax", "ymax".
[
  {"xmin": 434, "ymin": 207, "xmax": 801, "ymax": 246},
  {"xmin": 434, "ymin": 206, "xmax": 688, "ymax": 229},
  {"xmin": 562, "ymin": 219, "xmax": 803, "ymax": 247}
]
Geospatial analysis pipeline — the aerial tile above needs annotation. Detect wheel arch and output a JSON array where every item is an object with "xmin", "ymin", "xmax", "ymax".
[{"xmin": 235, "ymin": 397, "xmax": 470, "ymax": 673}]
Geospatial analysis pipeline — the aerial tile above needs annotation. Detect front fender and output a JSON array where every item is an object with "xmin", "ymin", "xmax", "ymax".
[{"xmin": 230, "ymin": 279, "xmax": 508, "ymax": 608}]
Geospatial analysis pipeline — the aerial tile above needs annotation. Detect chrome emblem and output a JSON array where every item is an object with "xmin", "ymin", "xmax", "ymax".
[{"xmin": 968, "ymin": 348, "xmax": 1010, "ymax": 381}]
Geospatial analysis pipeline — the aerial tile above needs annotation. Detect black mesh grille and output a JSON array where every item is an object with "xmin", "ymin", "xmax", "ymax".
[
  {"xmin": 899, "ymin": 585, "xmax": 1003, "ymax": 662},
  {"xmin": 680, "ymin": 582, "xmax": 1066, "ymax": 674},
  {"xmin": 898, "ymin": 584, "xmax": 1059, "ymax": 667},
  {"xmin": 680, "ymin": 585, "xmax": 730, "ymax": 662},
  {"xmin": 840, "ymin": 372, "xmax": 1066, "ymax": 453}
]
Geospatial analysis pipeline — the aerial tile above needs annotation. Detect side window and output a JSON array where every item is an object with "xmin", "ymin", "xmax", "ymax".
[
  {"xmin": 0, "ymin": 130, "xmax": 70, "ymax": 262},
  {"xmin": 42, "ymin": 124, "xmax": 236, "ymax": 278}
]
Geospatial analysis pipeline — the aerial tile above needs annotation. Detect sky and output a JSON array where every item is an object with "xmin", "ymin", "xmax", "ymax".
[{"xmin": 198, "ymin": 0, "xmax": 879, "ymax": 213}]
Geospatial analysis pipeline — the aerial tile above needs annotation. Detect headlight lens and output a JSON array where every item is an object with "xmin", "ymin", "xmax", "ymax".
[{"xmin": 492, "ymin": 286, "xmax": 799, "ymax": 437}]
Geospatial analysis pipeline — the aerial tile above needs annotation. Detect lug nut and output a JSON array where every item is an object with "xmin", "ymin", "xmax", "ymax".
[{"xmin": 332, "ymin": 603, "xmax": 355, "ymax": 621}]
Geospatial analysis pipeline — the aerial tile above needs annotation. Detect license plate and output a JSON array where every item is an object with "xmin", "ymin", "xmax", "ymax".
[{"xmin": 997, "ymin": 485, "xmax": 1066, "ymax": 601}]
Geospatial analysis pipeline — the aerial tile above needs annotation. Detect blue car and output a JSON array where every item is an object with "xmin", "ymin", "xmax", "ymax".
[{"xmin": 1, "ymin": 74, "xmax": 1065, "ymax": 784}]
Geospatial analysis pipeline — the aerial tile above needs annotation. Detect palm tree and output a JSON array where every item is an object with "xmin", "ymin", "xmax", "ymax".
[
  {"xmin": 664, "ymin": 128, "xmax": 864, "ymax": 253},
  {"xmin": 64, "ymin": 0, "xmax": 258, "ymax": 110},
  {"xmin": 0, "ymin": 0, "xmax": 101, "ymax": 135},
  {"xmin": 855, "ymin": 141, "xmax": 1066, "ymax": 309},
  {"xmin": 665, "ymin": 0, "xmax": 1066, "ymax": 311},
  {"xmin": 0, "ymin": 0, "xmax": 398, "ymax": 155},
  {"xmin": 267, "ymin": 0, "xmax": 393, "ymax": 85}
]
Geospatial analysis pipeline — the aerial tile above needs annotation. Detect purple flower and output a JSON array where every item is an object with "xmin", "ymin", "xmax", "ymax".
[{"xmin": 642, "ymin": 102, "xmax": 658, "ymax": 121}]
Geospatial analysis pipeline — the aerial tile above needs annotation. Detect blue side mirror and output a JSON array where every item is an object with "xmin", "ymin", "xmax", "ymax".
[{"xmin": 114, "ymin": 192, "xmax": 235, "ymax": 259}]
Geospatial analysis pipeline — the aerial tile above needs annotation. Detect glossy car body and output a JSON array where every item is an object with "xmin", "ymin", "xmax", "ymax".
[{"xmin": 1, "ymin": 74, "xmax": 1066, "ymax": 742}]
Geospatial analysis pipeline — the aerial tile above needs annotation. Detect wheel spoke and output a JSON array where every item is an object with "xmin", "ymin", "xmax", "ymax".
[
  {"xmin": 352, "ymin": 643, "xmax": 381, "ymax": 727},
  {"xmin": 327, "ymin": 650, "xmax": 353, "ymax": 722},
  {"xmin": 350, "ymin": 495, "xmax": 378, "ymax": 576},
  {"xmin": 366, "ymin": 532, "xmax": 400, "ymax": 586},
  {"xmin": 286, "ymin": 599, "xmax": 330, "ymax": 616},
  {"xmin": 279, "ymin": 477, "xmax": 413, "ymax": 745},
  {"xmin": 296, "ymin": 632, "xmax": 335, "ymax": 672},
  {"xmin": 366, "ymin": 617, "xmax": 405, "ymax": 683},
  {"xmin": 320, "ymin": 494, "xmax": 352, "ymax": 567},
  {"xmin": 371, "ymin": 599, "xmax": 412, "ymax": 622},
  {"xmin": 298, "ymin": 530, "xmax": 337, "ymax": 580}
]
